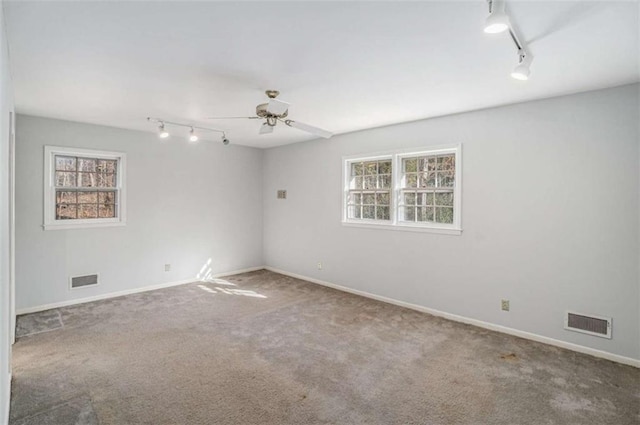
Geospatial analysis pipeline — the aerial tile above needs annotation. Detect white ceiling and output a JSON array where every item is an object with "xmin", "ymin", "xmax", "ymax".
[{"xmin": 5, "ymin": 1, "xmax": 639, "ymax": 148}]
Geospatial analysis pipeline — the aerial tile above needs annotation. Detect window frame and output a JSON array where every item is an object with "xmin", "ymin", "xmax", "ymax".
[
  {"xmin": 43, "ymin": 145, "xmax": 127, "ymax": 230},
  {"xmin": 342, "ymin": 144, "xmax": 462, "ymax": 235}
]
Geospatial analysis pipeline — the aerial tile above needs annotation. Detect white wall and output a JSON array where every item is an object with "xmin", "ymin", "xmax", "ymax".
[
  {"xmin": 0, "ymin": 2, "xmax": 14, "ymax": 423},
  {"xmin": 263, "ymin": 85, "xmax": 640, "ymax": 361},
  {"xmin": 15, "ymin": 115, "xmax": 263, "ymax": 311}
]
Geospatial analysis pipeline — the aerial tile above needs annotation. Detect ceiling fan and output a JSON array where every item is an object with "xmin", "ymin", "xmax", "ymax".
[{"xmin": 208, "ymin": 90, "xmax": 333, "ymax": 139}]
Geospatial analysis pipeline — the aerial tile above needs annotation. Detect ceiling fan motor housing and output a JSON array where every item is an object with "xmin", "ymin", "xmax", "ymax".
[{"xmin": 256, "ymin": 103, "xmax": 288, "ymax": 120}]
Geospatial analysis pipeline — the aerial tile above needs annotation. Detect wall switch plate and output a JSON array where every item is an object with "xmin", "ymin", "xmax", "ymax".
[
  {"xmin": 165, "ymin": 264, "xmax": 171, "ymax": 272},
  {"xmin": 317, "ymin": 262, "xmax": 322, "ymax": 270},
  {"xmin": 501, "ymin": 299, "xmax": 510, "ymax": 311}
]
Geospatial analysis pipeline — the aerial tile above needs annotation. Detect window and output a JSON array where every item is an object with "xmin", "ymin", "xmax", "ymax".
[
  {"xmin": 346, "ymin": 159, "xmax": 392, "ymax": 221},
  {"xmin": 44, "ymin": 146, "xmax": 126, "ymax": 230},
  {"xmin": 342, "ymin": 145, "xmax": 461, "ymax": 234}
]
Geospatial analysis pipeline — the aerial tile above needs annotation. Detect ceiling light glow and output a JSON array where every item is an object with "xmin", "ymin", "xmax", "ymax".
[
  {"xmin": 158, "ymin": 123, "xmax": 169, "ymax": 139},
  {"xmin": 189, "ymin": 128, "xmax": 198, "ymax": 142}
]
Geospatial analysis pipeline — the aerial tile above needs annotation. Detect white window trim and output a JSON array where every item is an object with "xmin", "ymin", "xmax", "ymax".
[
  {"xmin": 342, "ymin": 144, "xmax": 462, "ymax": 235},
  {"xmin": 43, "ymin": 145, "xmax": 127, "ymax": 230}
]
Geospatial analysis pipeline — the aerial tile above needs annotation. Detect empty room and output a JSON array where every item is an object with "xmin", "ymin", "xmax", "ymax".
[{"xmin": 0, "ymin": 0, "xmax": 638, "ymax": 424}]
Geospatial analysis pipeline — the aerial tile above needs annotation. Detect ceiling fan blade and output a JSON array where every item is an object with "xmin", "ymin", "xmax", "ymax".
[
  {"xmin": 259, "ymin": 122, "xmax": 274, "ymax": 135},
  {"xmin": 285, "ymin": 120, "xmax": 333, "ymax": 139},
  {"xmin": 207, "ymin": 116, "xmax": 260, "ymax": 120},
  {"xmin": 267, "ymin": 99, "xmax": 290, "ymax": 116}
]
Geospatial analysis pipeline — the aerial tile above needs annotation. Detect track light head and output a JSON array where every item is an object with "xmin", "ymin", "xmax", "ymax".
[
  {"xmin": 189, "ymin": 128, "xmax": 198, "ymax": 142},
  {"xmin": 158, "ymin": 123, "xmax": 169, "ymax": 139},
  {"xmin": 484, "ymin": 0, "xmax": 509, "ymax": 34},
  {"xmin": 222, "ymin": 135, "xmax": 230, "ymax": 145},
  {"xmin": 511, "ymin": 51, "xmax": 532, "ymax": 80}
]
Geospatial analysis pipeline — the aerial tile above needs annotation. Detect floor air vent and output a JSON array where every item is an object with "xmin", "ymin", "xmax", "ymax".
[
  {"xmin": 565, "ymin": 311, "xmax": 611, "ymax": 339},
  {"xmin": 70, "ymin": 274, "xmax": 99, "ymax": 289}
]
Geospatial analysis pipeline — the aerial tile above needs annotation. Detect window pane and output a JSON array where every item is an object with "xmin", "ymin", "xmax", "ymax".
[
  {"xmin": 378, "ymin": 161, "xmax": 391, "ymax": 174},
  {"xmin": 99, "ymin": 204, "xmax": 116, "ymax": 218},
  {"xmin": 56, "ymin": 204, "xmax": 77, "ymax": 220},
  {"xmin": 403, "ymin": 158, "xmax": 417, "ymax": 172},
  {"xmin": 417, "ymin": 192, "xmax": 434, "ymax": 206},
  {"xmin": 363, "ymin": 206, "xmax": 375, "ymax": 219},
  {"xmin": 97, "ymin": 160, "xmax": 117, "ymax": 173},
  {"xmin": 98, "ymin": 191, "xmax": 116, "ymax": 204},
  {"xmin": 362, "ymin": 193, "xmax": 375, "ymax": 205},
  {"xmin": 348, "ymin": 205, "xmax": 362, "ymax": 219},
  {"xmin": 417, "ymin": 206, "xmax": 434, "ymax": 222},
  {"xmin": 405, "ymin": 173, "xmax": 418, "ymax": 188},
  {"xmin": 98, "ymin": 173, "xmax": 116, "ymax": 188},
  {"xmin": 420, "ymin": 172, "xmax": 436, "ymax": 188},
  {"xmin": 56, "ymin": 191, "xmax": 77, "ymax": 204},
  {"xmin": 435, "ymin": 192, "xmax": 453, "ymax": 206},
  {"xmin": 437, "ymin": 155, "xmax": 455, "ymax": 170},
  {"xmin": 55, "ymin": 171, "xmax": 77, "ymax": 187},
  {"xmin": 418, "ymin": 157, "xmax": 428, "ymax": 172},
  {"xmin": 376, "ymin": 206, "xmax": 390, "ymax": 220},
  {"xmin": 404, "ymin": 192, "xmax": 416, "ymax": 205},
  {"xmin": 77, "ymin": 158, "xmax": 97, "ymax": 172},
  {"xmin": 428, "ymin": 157, "xmax": 437, "ymax": 171},
  {"xmin": 418, "ymin": 173, "xmax": 429, "ymax": 188},
  {"xmin": 376, "ymin": 192, "xmax": 389, "ymax": 206},
  {"xmin": 351, "ymin": 163, "xmax": 364, "ymax": 176},
  {"xmin": 364, "ymin": 162, "xmax": 378, "ymax": 175},
  {"xmin": 351, "ymin": 176, "xmax": 363, "ymax": 190},
  {"xmin": 437, "ymin": 171, "xmax": 454, "ymax": 188},
  {"xmin": 378, "ymin": 174, "xmax": 391, "ymax": 189},
  {"xmin": 78, "ymin": 172, "xmax": 97, "ymax": 187},
  {"xmin": 364, "ymin": 175, "xmax": 377, "ymax": 190},
  {"xmin": 77, "ymin": 191, "xmax": 98, "ymax": 204},
  {"xmin": 436, "ymin": 207, "xmax": 454, "ymax": 224},
  {"xmin": 78, "ymin": 204, "xmax": 98, "ymax": 219},
  {"xmin": 349, "ymin": 192, "xmax": 362, "ymax": 204},
  {"xmin": 55, "ymin": 156, "xmax": 76, "ymax": 171},
  {"xmin": 403, "ymin": 206, "xmax": 416, "ymax": 221}
]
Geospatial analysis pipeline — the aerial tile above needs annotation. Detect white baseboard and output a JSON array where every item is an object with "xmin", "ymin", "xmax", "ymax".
[
  {"xmin": 265, "ymin": 266, "xmax": 640, "ymax": 369},
  {"xmin": 16, "ymin": 266, "xmax": 266, "ymax": 315}
]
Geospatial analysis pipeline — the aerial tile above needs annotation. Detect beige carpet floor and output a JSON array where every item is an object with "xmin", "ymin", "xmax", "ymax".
[{"xmin": 10, "ymin": 270, "xmax": 640, "ymax": 424}]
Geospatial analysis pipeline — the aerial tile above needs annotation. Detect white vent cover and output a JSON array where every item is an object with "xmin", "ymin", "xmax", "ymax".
[
  {"xmin": 70, "ymin": 274, "xmax": 99, "ymax": 289},
  {"xmin": 564, "ymin": 311, "xmax": 611, "ymax": 339}
]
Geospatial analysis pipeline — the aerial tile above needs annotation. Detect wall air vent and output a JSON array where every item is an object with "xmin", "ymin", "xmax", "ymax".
[
  {"xmin": 564, "ymin": 311, "xmax": 611, "ymax": 339},
  {"xmin": 70, "ymin": 274, "xmax": 99, "ymax": 289},
  {"xmin": 277, "ymin": 190, "xmax": 287, "ymax": 199}
]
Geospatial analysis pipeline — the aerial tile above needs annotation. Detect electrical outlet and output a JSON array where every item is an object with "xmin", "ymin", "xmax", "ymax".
[
  {"xmin": 164, "ymin": 264, "xmax": 171, "ymax": 272},
  {"xmin": 317, "ymin": 262, "xmax": 322, "ymax": 270},
  {"xmin": 501, "ymin": 299, "xmax": 510, "ymax": 311}
]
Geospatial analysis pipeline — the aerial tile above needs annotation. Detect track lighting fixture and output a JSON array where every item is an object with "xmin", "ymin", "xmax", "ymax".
[
  {"xmin": 158, "ymin": 123, "xmax": 169, "ymax": 139},
  {"xmin": 484, "ymin": 0, "xmax": 509, "ymax": 34},
  {"xmin": 484, "ymin": 0, "xmax": 533, "ymax": 80},
  {"xmin": 511, "ymin": 50, "xmax": 531, "ymax": 81},
  {"xmin": 147, "ymin": 117, "xmax": 229, "ymax": 145},
  {"xmin": 189, "ymin": 128, "xmax": 198, "ymax": 142}
]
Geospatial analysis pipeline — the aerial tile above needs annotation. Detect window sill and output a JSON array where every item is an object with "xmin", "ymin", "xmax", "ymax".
[
  {"xmin": 342, "ymin": 221, "xmax": 462, "ymax": 235},
  {"xmin": 43, "ymin": 221, "xmax": 126, "ymax": 231}
]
